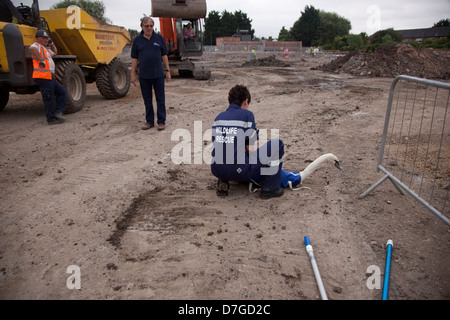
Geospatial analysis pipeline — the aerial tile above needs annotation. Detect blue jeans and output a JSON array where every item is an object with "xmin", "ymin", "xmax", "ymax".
[
  {"xmin": 139, "ymin": 76, "xmax": 166, "ymax": 125},
  {"xmin": 248, "ymin": 138, "xmax": 284, "ymax": 190},
  {"xmin": 34, "ymin": 77, "xmax": 66, "ymax": 122},
  {"xmin": 211, "ymin": 139, "xmax": 284, "ymax": 191}
]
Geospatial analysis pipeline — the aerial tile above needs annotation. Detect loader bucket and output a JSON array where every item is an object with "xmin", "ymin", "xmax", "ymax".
[{"xmin": 40, "ymin": 7, "xmax": 131, "ymax": 66}]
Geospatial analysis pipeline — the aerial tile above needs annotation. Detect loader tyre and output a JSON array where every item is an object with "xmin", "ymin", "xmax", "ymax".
[
  {"xmin": 0, "ymin": 87, "xmax": 9, "ymax": 112},
  {"xmin": 54, "ymin": 60, "xmax": 86, "ymax": 113},
  {"xmin": 95, "ymin": 58, "xmax": 130, "ymax": 99}
]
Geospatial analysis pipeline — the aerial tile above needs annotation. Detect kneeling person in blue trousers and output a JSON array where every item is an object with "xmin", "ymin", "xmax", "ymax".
[{"xmin": 211, "ymin": 85, "xmax": 285, "ymax": 199}]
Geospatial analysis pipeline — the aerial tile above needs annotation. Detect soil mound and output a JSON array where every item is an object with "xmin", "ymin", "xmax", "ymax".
[
  {"xmin": 242, "ymin": 54, "xmax": 290, "ymax": 67},
  {"xmin": 317, "ymin": 44, "xmax": 450, "ymax": 79}
]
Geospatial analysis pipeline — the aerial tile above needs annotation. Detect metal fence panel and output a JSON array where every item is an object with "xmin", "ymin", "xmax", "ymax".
[{"xmin": 360, "ymin": 75, "xmax": 450, "ymax": 225}]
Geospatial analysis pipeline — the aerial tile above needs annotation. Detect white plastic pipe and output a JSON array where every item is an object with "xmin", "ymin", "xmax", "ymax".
[{"xmin": 304, "ymin": 236, "xmax": 328, "ymax": 300}]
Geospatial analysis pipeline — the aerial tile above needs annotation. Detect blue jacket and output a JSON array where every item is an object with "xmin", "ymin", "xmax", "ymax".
[
  {"xmin": 131, "ymin": 31, "xmax": 168, "ymax": 79},
  {"xmin": 211, "ymin": 104, "xmax": 258, "ymax": 181}
]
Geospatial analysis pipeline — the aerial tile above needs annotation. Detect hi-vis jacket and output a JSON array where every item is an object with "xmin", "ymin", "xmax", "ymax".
[
  {"xmin": 31, "ymin": 42, "xmax": 54, "ymax": 80},
  {"xmin": 211, "ymin": 103, "xmax": 258, "ymax": 181}
]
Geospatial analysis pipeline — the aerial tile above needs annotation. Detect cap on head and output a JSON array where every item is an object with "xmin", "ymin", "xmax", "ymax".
[{"xmin": 36, "ymin": 30, "xmax": 49, "ymax": 38}]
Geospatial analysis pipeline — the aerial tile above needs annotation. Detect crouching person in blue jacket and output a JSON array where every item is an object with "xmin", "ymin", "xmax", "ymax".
[{"xmin": 211, "ymin": 85, "xmax": 284, "ymax": 199}]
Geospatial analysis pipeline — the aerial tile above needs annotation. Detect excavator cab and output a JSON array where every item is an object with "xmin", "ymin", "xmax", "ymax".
[
  {"xmin": 160, "ymin": 17, "xmax": 203, "ymax": 58},
  {"xmin": 151, "ymin": 0, "xmax": 210, "ymax": 79},
  {"xmin": 178, "ymin": 18, "xmax": 203, "ymax": 56}
]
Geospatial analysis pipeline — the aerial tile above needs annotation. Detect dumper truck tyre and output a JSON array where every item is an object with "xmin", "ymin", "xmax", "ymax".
[
  {"xmin": 0, "ymin": 88, "xmax": 9, "ymax": 112},
  {"xmin": 95, "ymin": 58, "xmax": 130, "ymax": 99},
  {"xmin": 54, "ymin": 60, "xmax": 86, "ymax": 114}
]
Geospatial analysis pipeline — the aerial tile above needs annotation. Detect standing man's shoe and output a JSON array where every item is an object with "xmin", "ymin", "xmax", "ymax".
[
  {"xmin": 48, "ymin": 118, "xmax": 63, "ymax": 125},
  {"xmin": 157, "ymin": 124, "xmax": 165, "ymax": 131},
  {"xmin": 142, "ymin": 123, "xmax": 154, "ymax": 130},
  {"xmin": 54, "ymin": 112, "xmax": 65, "ymax": 121}
]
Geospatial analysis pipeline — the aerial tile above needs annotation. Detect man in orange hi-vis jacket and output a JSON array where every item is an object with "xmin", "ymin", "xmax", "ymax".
[{"xmin": 29, "ymin": 29, "xmax": 66, "ymax": 125}]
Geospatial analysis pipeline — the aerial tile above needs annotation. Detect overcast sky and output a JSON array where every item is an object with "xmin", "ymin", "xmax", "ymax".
[{"xmin": 15, "ymin": 0, "xmax": 450, "ymax": 38}]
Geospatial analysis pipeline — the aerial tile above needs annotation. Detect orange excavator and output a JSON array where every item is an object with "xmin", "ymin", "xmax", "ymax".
[{"xmin": 151, "ymin": 0, "xmax": 210, "ymax": 80}]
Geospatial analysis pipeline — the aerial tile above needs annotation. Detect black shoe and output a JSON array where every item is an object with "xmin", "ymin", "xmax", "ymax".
[
  {"xmin": 54, "ymin": 112, "xmax": 65, "ymax": 121},
  {"xmin": 260, "ymin": 187, "xmax": 284, "ymax": 199},
  {"xmin": 47, "ymin": 118, "xmax": 63, "ymax": 125},
  {"xmin": 216, "ymin": 179, "xmax": 229, "ymax": 196}
]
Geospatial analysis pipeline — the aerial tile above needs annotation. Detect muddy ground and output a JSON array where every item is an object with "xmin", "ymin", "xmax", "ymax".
[{"xmin": 0, "ymin": 51, "xmax": 449, "ymax": 301}]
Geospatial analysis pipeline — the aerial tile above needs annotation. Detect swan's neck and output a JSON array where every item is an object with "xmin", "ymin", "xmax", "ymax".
[{"xmin": 300, "ymin": 154, "xmax": 334, "ymax": 181}]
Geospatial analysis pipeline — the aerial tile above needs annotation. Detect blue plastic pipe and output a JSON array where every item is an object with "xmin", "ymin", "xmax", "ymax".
[
  {"xmin": 382, "ymin": 240, "xmax": 394, "ymax": 300},
  {"xmin": 304, "ymin": 236, "xmax": 328, "ymax": 300}
]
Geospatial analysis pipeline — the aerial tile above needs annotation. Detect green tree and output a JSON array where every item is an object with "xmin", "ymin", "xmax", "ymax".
[
  {"xmin": 204, "ymin": 10, "xmax": 254, "ymax": 45},
  {"xmin": 382, "ymin": 34, "xmax": 394, "ymax": 45},
  {"xmin": 128, "ymin": 29, "xmax": 138, "ymax": 40},
  {"xmin": 50, "ymin": 0, "xmax": 111, "ymax": 24},
  {"xmin": 204, "ymin": 10, "xmax": 221, "ymax": 45},
  {"xmin": 219, "ymin": 10, "xmax": 237, "ymax": 36},
  {"xmin": 347, "ymin": 34, "xmax": 364, "ymax": 51},
  {"xmin": 277, "ymin": 6, "xmax": 358, "ymax": 47},
  {"xmin": 290, "ymin": 5, "xmax": 320, "ymax": 46},
  {"xmin": 433, "ymin": 18, "xmax": 450, "ymax": 27},
  {"xmin": 359, "ymin": 32, "xmax": 369, "ymax": 45},
  {"xmin": 318, "ymin": 11, "xmax": 351, "ymax": 45},
  {"xmin": 277, "ymin": 26, "xmax": 291, "ymax": 41},
  {"xmin": 369, "ymin": 28, "xmax": 402, "ymax": 44},
  {"xmin": 234, "ymin": 10, "xmax": 253, "ymax": 36}
]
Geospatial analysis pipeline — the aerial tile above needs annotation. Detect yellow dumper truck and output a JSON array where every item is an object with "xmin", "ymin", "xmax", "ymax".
[{"xmin": 0, "ymin": 0, "xmax": 131, "ymax": 113}]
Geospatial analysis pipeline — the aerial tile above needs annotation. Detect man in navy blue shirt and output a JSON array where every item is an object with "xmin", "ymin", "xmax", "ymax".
[
  {"xmin": 211, "ymin": 85, "xmax": 285, "ymax": 199},
  {"xmin": 131, "ymin": 17, "xmax": 171, "ymax": 131}
]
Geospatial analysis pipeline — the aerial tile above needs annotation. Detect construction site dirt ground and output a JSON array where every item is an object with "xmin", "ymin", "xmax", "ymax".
[{"xmin": 0, "ymin": 51, "xmax": 449, "ymax": 301}]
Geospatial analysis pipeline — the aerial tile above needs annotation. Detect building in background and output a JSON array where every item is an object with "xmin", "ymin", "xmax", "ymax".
[{"xmin": 399, "ymin": 26, "xmax": 450, "ymax": 43}]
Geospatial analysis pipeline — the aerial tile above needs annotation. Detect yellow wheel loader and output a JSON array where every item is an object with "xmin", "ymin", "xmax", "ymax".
[{"xmin": 0, "ymin": 0, "xmax": 131, "ymax": 113}]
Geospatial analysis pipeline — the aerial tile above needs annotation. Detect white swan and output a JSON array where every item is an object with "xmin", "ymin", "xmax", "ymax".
[
  {"xmin": 299, "ymin": 153, "xmax": 342, "ymax": 182},
  {"xmin": 249, "ymin": 153, "xmax": 342, "ymax": 192},
  {"xmin": 283, "ymin": 153, "xmax": 341, "ymax": 191}
]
